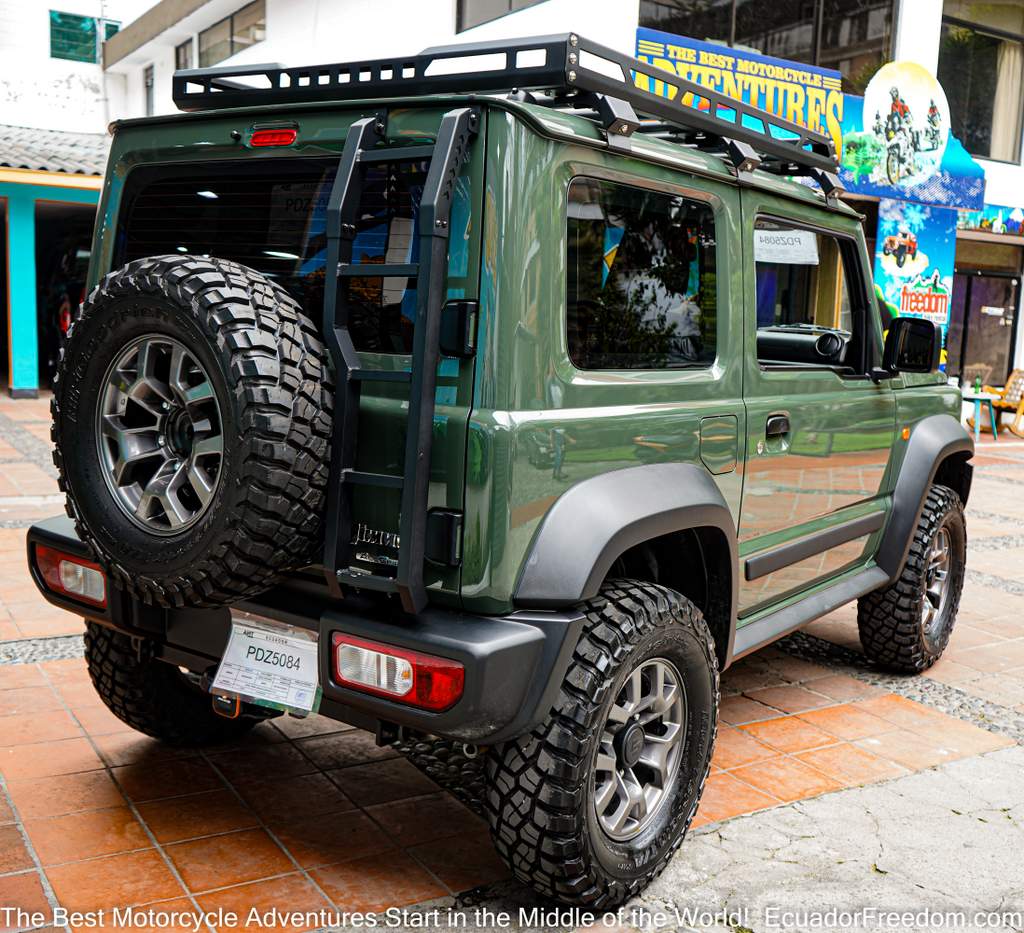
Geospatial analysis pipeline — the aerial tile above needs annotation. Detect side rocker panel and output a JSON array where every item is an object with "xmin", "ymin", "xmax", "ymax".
[
  {"xmin": 876, "ymin": 412, "xmax": 974, "ymax": 580},
  {"xmin": 513, "ymin": 462, "xmax": 739, "ymax": 615}
]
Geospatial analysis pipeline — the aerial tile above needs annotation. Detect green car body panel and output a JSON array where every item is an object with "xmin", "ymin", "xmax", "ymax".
[{"xmin": 88, "ymin": 94, "xmax": 969, "ymax": 658}]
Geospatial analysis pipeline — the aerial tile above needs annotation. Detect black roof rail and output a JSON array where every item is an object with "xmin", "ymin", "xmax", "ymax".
[{"xmin": 172, "ymin": 32, "xmax": 838, "ymax": 178}]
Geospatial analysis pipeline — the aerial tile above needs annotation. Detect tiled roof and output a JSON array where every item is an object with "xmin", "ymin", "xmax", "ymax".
[{"xmin": 0, "ymin": 124, "xmax": 109, "ymax": 176}]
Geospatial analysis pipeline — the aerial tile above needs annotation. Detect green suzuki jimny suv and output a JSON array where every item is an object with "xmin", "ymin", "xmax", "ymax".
[{"xmin": 28, "ymin": 33, "xmax": 972, "ymax": 907}]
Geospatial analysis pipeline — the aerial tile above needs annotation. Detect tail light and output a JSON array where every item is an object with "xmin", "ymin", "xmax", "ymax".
[
  {"xmin": 331, "ymin": 633, "xmax": 464, "ymax": 712},
  {"xmin": 250, "ymin": 128, "xmax": 297, "ymax": 147},
  {"xmin": 35, "ymin": 545, "xmax": 107, "ymax": 607}
]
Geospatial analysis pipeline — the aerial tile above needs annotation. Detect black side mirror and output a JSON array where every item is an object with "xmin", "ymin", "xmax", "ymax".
[{"xmin": 878, "ymin": 317, "xmax": 941, "ymax": 376}]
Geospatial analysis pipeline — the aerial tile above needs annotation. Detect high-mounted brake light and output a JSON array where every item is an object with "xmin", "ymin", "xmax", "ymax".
[
  {"xmin": 250, "ymin": 128, "xmax": 297, "ymax": 147},
  {"xmin": 35, "ymin": 545, "xmax": 107, "ymax": 607},
  {"xmin": 331, "ymin": 633, "xmax": 464, "ymax": 712}
]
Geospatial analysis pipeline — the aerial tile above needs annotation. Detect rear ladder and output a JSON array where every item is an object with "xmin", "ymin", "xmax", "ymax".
[{"xmin": 321, "ymin": 107, "xmax": 479, "ymax": 613}]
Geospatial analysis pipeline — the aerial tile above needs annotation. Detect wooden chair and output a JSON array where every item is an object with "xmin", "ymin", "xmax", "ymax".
[{"xmin": 976, "ymin": 370, "xmax": 1024, "ymax": 437}]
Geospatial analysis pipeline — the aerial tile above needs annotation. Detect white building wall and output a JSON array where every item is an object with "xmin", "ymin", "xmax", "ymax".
[
  {"xmin": 0, "ymin": 0, "xmax": 156, "ymax": 133},
  {"xmin": 107, "ymin": 0, "xmax": 639, "ymax": 121}
]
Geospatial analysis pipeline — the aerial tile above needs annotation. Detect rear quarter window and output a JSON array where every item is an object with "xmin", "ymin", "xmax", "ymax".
[{"xmin": 566, "ymin": 176, "xmax": 718, "ymax": 371}]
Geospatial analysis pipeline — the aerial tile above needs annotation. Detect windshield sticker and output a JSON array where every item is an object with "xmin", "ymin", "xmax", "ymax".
[{"xmin": 754, "ymin": 228, "xmax": 820, "ymax": 265}]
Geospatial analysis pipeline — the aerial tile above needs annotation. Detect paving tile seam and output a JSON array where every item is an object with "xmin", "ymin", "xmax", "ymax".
[
  {"xmin": 0, "ymin": 636, "xmax": 84, "ymax": 665},
  {"xmin": 778, "ymin": 632, "xmax": 1024, "ymax": 743},
  {"xmin": 196, "ymin": 738, "xmax": 462, "ymax": 903},
  {"xmin": 191, "ymin": 746, "xmax": 352, "ymax": 916},
  {"xmin": 0, "ymin": 412, "xmax": 58, "ymax": 478},
  {"xmin": 967, "ymin": 507, "xmax": 1024, "ymax": 526},
  {"xmin": 971, "ymin": 532, "xmax": 1024, "ymax": 552},
  {"xmin": 0, "ymin": 769, "xmax": 72, "ymax": 933},
  {"xmin": 967, "ymin": 569, "xmax": 1024, "ymax": 597},
  {"xmin": 33, "ymin": 663, "xmax": 215, "ymax": 933}
]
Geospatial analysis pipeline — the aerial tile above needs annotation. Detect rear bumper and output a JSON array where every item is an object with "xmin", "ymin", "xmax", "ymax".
[{"xmin": 27, "ymin": 516, "xmax": 583, "ymax": 744}]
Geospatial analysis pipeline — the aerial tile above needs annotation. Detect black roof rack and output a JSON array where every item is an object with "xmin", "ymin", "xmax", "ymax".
[{"xmin": 172, "ymin": 32, "xmax": 840, "ymax": 182}]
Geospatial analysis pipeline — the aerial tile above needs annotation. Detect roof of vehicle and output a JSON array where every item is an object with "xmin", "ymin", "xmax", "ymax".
[
  {"xmin": 112, "ymin": 91, "xmax": 852, "ymax": 218},
  {"xmin": 113, "ymin": 33, "xmax": 855, "ymax": 217}
]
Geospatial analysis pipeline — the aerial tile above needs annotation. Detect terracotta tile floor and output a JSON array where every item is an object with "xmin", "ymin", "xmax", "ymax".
[
  {"xmin": 0, "ymin": 656, "xmax": 508, "ymax": 927},
  {"xmin": 0, "ymin": 399, "xmax": 1021, "ymax": 924},
  {"xmin": 0, "ymin": 651, "xmax": 1012, "ymax": 925}
]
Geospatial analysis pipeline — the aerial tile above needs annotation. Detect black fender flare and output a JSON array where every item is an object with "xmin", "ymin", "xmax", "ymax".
[
  {"xmin": 876, "ymin": 413, "xmax": 974, "ymax": 580},
  {"xmin": 513, "ymin": 461, "xmax": 738, "ymax": 620}
]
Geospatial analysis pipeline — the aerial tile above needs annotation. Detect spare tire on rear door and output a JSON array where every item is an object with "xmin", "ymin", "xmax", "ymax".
[{"xmin": 52, "ymin": 255, "xmax": 333, "ymax": 608}]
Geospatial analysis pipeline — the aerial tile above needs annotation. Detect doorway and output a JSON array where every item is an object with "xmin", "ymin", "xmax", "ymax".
[
  {"xmin": 35, "ymin": 201, "xmax": 96, "ymax": 388},
  {"xmin": 948, "ymin": 271, "xmax": 1020, "ymax": 387}
]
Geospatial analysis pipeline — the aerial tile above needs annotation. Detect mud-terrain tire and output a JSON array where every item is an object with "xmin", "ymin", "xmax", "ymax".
[
  {"xmin": 84, "ymin": 621, "xmax": 257, "ymax": 745},
  {"xmin": 53, "ymin": 255, "xmax": 332, "ymax": 609},
  {"xmin": 858, "ymin": 484, "xmax": 966, "ymax": 673},
  {"xmin": 394, "ymin": 736, "xmax": 487, "ymax": 815},
  {"xmin": 484, "ymin": 581, "xmax": 719, "ymax": 908}
]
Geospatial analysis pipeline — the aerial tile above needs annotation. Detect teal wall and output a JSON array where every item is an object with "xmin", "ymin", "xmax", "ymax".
[{"xmin": 2, "ymin": 181, "xmax": 99, "ymax": 395}]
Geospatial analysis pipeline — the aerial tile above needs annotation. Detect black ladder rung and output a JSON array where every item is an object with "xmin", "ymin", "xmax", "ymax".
[
  {"xmin": 358, "ymin": 144, "xmax": 437, "ymax": 163},
  {"xmin": 350, "ymin": 368, "xmax": 412, "ymax": 383},
  {"xmin": 338, "ymin": 262, "xmax": 419, "ymax": 278},
  {"xmin": 342, "ymin": 469, "xmax": 404, "ymax": 489},
  {"xmin": 335, "ymin": 570, "xmax": 399, "ymax": 593}
]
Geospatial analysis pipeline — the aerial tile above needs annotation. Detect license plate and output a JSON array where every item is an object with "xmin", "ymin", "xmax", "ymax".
[{"xmin": 211, "ymin": 614, "xmax": 320, "ymax": 715}]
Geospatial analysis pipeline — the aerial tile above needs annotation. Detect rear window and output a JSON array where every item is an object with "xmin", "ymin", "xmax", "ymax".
[{"xmin": 114, "ymin": 157, "xmax": 430, "ymax": 353}]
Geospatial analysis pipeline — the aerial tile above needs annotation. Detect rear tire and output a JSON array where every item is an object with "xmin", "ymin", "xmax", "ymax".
[
  {"xmin": 484, "ymin": 581, "xmax": 719, "ymax": 907},
  {"xmin": 393, "ymin": 736, "xmax": 487, "ymax": 815},
  {"xmin": 857, "ymin": 484, "xmax": 966, "ymax": 673},
  {"xmin": 84, "ymin": 621, "xmax": 256, "ymax": 745},
  {"xmin": 53, "ymin": 255, "xmax": 332, "ymax": 608}
]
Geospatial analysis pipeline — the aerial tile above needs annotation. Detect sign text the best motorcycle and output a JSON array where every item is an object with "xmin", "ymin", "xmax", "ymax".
[{"xmin": 635, "ymin": 28, "xmax": 845, "ymax": 158}]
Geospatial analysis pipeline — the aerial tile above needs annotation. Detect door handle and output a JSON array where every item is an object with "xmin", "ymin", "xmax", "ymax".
[{"xmin": 766, "ymin": 414, "xmax": 790, "ymax": 438}]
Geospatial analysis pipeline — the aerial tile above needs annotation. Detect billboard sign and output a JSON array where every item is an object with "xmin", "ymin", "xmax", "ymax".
[
  {"xmin": 873, "ymin": 198, "xmax": 958, "ymax": 337},
  {"xmin": 838, "ymin": 62, "xmax": 985, "ymax": 210},
  {"xmin": 635, "ymin": 28, "xmax": 844, "ymax": 156}
]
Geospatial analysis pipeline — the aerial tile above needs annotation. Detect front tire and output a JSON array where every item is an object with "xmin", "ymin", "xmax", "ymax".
[
  {"xmin": 84, "ymin": 622, "xmax": 257, "ymax": 745},
  {"xmin": 484, "ymin": 581, "xmax": 719, "ymax": 907},
  {"xmin": 858, "ymin": 484, "xmax": 966, "ymax": 672}
]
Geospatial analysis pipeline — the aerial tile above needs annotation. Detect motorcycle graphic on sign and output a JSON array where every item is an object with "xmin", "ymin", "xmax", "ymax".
[{"xmin": 845, "ymin": 61, "xmax": 950, "ymax": 191}]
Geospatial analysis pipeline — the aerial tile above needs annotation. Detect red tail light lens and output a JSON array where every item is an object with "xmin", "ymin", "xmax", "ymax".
[
  {"xmin": 331, "ymin": 633, "xmax": 464, "ymax": 712},
  {"xmin": 35, "ymin": 545, "xmax": 107, "ymax": 607},
  {"xmin": 250, "ymin": 128, "xmax": 297, "ymax": 147}
]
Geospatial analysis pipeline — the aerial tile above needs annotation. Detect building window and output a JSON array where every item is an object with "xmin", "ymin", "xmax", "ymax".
[
  {"xmin": 456, "ymin": 0, "xmax": 545, "ymax": 33},
  {"xmin": 566, "ymin": 177, "xmax": 718, "ymax": 370},
  {"xmin": 175, "ymin": 39, "xmax": 194, "ymax": 71},
  {"xmin": 198, "ymin": 0, "xmax": 265, "ymax": 68},
  {"xmin": 143, "ymin": 65, "xmax": 155, "ymax": 116},
  {"xmin": 638, "ymin": 0, "xmax": 893, "ymax": 93},
  {"xmin": 938, "ymin": 2, "xmax": 1024, "ymax": 162}
]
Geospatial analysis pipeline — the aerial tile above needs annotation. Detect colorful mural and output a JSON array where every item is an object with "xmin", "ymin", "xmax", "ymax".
[
  {"xmin": 839, "ymin": 64, "xmax": 985, "ymax": 210},
  {"xmin": 873, "ymin": 198, "xmax": 958, "ymax": 338},
  {"xmin": 958, "ymin": 203, "xmax": 1024, "ymax": 236}
]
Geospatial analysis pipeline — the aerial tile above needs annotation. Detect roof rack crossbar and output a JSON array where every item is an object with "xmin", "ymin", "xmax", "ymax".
[{"xmin": 171, "ymin": 32, "xmax": 836, "ymax": 176}]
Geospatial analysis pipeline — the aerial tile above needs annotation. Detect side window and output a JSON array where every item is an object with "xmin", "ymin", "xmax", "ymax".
[
  {"xmin": 567, "ymin": 177, "xmax": 717, "ymax": 370},
  {"xmin": 753, "ymin": 219, "xmax": 867, "ymax": 374}
]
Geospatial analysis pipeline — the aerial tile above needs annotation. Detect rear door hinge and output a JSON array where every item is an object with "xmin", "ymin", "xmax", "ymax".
[
  {"xmin": 425, "ymin": 509, "xmax": 463, "ymax": 567},
  {"xmin": 440, "ymin": 300, "xmax": 478, "ymax": 358}
]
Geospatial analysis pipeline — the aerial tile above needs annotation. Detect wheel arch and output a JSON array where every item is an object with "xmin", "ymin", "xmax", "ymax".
[
  {"xmin": 513, "ymin": 462, "xmax": 739, "ymax": 667},
  {"xmin": 877, "ymin": 413, "xmax": 974, "ymax": 581}
]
